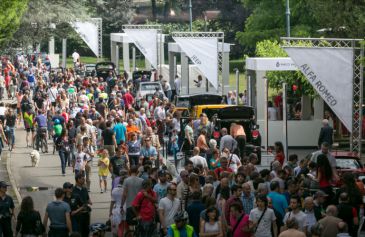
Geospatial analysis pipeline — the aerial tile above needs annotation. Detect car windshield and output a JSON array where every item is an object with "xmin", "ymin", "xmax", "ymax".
[
  {"xmin": 336, "ymin": 158, "xmax": 361, "ymax": 169},
  {"xmin": 97, "ymin": 64, "xmax": 113, "ymax": 70},
  {"xmin": 141, "ymin": 83, "xmax": 160, "ymax": 91}
]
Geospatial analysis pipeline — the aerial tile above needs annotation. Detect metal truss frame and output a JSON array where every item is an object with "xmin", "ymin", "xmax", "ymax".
[
  {"xmin": 122, "ymin": 25, "xmax": 162, "ymax": 70},
  {"xmin": 171, "ymin": 32, "xmax": 224, "ymax": 93},
  {"xmin": 122, "ymin": 25, "xmax": 162, "ymax": 30},
  {"xmin": 281, "ymin": 37, "xmax": 364, "ymax": 155}
]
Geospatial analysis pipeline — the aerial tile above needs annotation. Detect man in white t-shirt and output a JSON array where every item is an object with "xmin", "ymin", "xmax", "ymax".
[
  {"xmin": 249, "ymin": 194, "xmax": 277, "ymax": 237},
  {"xmin": 282, "ymin": 196, "xmax": 308, "ymax": 234},
  {"xmin": 189, "ymin": 147, "xmax": 208, "ymax": 174},
  {"xmin": 174, "ymin": 75, "xmax": 181, "ymax": 96},
  {"xmin": 72, "ymin": 50, "xmax": 80, "ymax": 67},
  {"xmin": 158, "ymin": 183, "xmax": 181, "ymax": 236},
  {"xmin": 48, "ymin": 83, "xmax": 59, "ymax": 113}
]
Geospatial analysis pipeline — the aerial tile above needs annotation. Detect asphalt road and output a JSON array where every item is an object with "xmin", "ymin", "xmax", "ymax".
[{"xmin": 9, "ymin": 127, "xmax": 110, "ymax": 224}]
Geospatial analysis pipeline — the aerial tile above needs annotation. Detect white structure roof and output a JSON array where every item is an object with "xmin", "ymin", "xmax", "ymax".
[{"xmin": 246, "ymin": 57, "xmax": 297, "ymax": 71}]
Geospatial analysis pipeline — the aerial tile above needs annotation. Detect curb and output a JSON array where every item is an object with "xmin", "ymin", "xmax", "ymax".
[{"xmin": 6, "ymin": 152, "xmax": 22, "ymax": 204}]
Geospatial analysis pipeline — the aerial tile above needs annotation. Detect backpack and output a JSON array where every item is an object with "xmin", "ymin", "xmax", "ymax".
[{"xmin": 27, "ymin": 74, "xmax": 35, "ymax": 83}]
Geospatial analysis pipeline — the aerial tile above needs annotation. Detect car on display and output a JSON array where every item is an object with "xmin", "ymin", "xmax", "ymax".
[
  {"xmin": 95, "ymin": 62, "xmax": 116, "ymax": 80},
  {"xmin": 84, "ymin": 64, "xmax": 96, "ymax": 77},
  {"xmin": 215, "ymin": 105, "xmax": 261, "ymax": 162},
  {"xmin": 175, "ymin": 94, "xmax": 222, "ymax": 110},
  {"xmin": 306, "ymin": 150, "xmax": 365, "ymax": 186},
  {"xmin": 137, "ymin": 81, "xmax": 163, "ymax": 100},
  {"xmin": 175, "ymin": 94, "xmax": 261, "ymax": 162}
]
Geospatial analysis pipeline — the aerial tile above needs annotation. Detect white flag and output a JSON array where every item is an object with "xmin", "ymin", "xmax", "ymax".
[
  {"xmin": 173, "ymin": 37, "xmax": 218, "ymax": 89},
  {"xmin": 71, "ymin": 21, "xmax": 99, "ymax": 57},
  {"xmin": 124, "ymin": 29, "xmax": 158, "ymax": 68},
  {"xmin": 284, "ymin": 47, "xmax": 354, "ymax": 132}
]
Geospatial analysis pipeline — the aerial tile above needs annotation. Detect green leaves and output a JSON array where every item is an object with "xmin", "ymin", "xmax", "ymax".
[
  {"xmin": 0, "ymin": 0, "xmax": 29, "ymax": 48},
  {"xmin": 255, "ymin": 39, "xmax": 317, "ymax": 97}
]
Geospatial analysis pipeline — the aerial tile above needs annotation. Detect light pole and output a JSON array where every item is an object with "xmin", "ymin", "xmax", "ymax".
[
  {"xmin": 286, "ymin": 0, "xmax": 290, "ymax": 37},
  {"xmin": 189, "ymin": 0, "xmax": 192, "ymax": 31}
]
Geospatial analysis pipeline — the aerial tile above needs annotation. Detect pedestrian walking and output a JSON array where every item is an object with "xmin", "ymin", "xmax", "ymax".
[
  {"xmin": 0, "ymin": 181, "xmax": 14, "ymax": 237},
  {"xmin": 15, "ymin": 196, "xmax": 45, "ymax": 237},
  {"xmin": 43, "ymin": 188, "xmax": 72, "ymax": 237}
]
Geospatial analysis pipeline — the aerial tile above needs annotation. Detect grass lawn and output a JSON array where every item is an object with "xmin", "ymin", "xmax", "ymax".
[{"xmin": 70, "ymin": 56, "xmax": 247, "ymax": 92}]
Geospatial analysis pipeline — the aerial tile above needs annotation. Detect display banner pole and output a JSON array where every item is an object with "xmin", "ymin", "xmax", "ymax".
[
  {"xmin": 264, "ymin": 77, "xmax": 268, "ymax": 151},
  {"xmin": 235, "ymin": 69, "xmax": 239, "ymax": 105},
  {"xmin": 132, "ymin": 46, "xmax": 136, "ymax": 71},
  {"xmin": 248, "ymin": 74, "xmax": 251, "ymax": 106},
  {"xmin": 283, "ymin": 83, "xmax": 288, "ymax": 159}
]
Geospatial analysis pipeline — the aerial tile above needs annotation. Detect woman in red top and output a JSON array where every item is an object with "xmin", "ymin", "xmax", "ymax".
[
  {"xmin": 316, "ymin": 154, "xmax": 334, "ymax": 206},
  {"xmin": 274, "ymin": 141, "xmax": 285, "ymax": 166}
]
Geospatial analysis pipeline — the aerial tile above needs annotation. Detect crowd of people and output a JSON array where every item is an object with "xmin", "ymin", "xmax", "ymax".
[{"xmin": 0, "ymin": 52, "xmax": 363, "ymax": 237}]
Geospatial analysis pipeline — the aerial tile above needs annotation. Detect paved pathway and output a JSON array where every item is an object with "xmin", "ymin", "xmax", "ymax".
[{"xmin": 8, "ymin": 126, "xmax": 110, "ymax": 224}]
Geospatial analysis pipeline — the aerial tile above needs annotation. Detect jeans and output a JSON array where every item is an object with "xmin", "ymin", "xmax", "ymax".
[
  {"xmin": 58, "ymin": 150, "xmax": 69, "ymax": 174},
  {"xmin": 6, "ymin": 126, "xmax": 15, "ymax": 146},
  {"xmin": 165, "ymin": 90, "xmax": 172, "ymax": 101},
  {"xmin": 129, "ymin": 155, "xmax": 140, "ymax": 166}
]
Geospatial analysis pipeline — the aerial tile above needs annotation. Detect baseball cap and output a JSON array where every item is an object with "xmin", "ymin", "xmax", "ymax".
[
  {"xmin": 0, "ymin": 181, "xmax": 10, "ymax": 188},
  {"xmin": 314, "ymin": 190, "xmax": 328, "ymax": 198},
  {"xmin": 63, "ymin": 182, "xmax": 73, "ymax": 189}
]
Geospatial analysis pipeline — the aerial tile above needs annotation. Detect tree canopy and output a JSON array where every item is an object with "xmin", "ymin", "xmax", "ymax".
[
  {"xmin": 236, "ymin": 0, "xmax": 318, "ymax": 55},
  {"xmin": 8, "ymin": 0, "xmax": 90, "ymax": 50},
  {"xmin": 0, "ymin": 0, "xmax": 29, "ymax": 49},
  {"xmin": 236, "ymin": 0, "xmax": 365, "ymax": 55},
  {"xmin": 256, "ymin": 39, "xmax": 316, "ymax": 96}
]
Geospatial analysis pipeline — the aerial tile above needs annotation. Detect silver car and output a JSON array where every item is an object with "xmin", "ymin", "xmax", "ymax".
[{"xmin": 137, "ymin": 81, "xmax": 163, "ymax": 100}]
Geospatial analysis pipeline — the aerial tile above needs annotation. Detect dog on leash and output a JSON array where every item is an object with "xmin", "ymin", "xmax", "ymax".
[{"xmin": 30, "ymin": 150, "xmax": 40, "ymax": 167}]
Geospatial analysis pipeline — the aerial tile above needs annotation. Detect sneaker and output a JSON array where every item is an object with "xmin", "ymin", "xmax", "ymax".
[
  {"xmin": 62, "ymin": 173, "xmax": 66, "ymax": 176},
  {"xmin": 100, "ymin": 190, "xmax": 104, "ymax": 193}
]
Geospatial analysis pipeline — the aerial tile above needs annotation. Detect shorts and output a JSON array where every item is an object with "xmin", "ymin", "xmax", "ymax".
[
  {"xmin": 26, "ymin": 127, "xmax": 35, "ymax": 133},
  {"xmin": 51, "ymin": 102, "xmax": 56, "ymax": 107},
  {"xmin": 99, "ymin": 175, "xmax": 108, "ymax": 181}
]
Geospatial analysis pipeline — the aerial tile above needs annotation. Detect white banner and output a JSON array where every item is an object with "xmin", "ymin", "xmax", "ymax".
[
  {"xmin": 173, "ymin": 37, "xmax": 218, "ymax": 89},
  {"xmin": 284, "ymin": 47, "xmax": 354, "ymax": 132},
  {"xmin": 124, "ymin": 29, "xmax": 158, "ymax": 68},
  {"xmin": 71, "ymin": 21, "xmax": 99, "ymax": 57}
]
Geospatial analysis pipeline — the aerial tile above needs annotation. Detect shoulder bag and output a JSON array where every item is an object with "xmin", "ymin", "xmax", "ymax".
[
  {"xmin": 254, "ymin": 208, "xmax": 267, "ymax": 233},
  {"xmin": 231, "ymin": 214, "xmax": 245, "ymax": 235}
]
